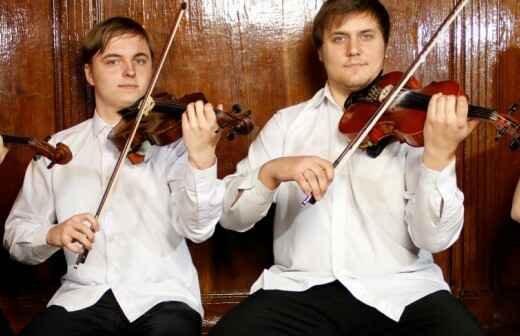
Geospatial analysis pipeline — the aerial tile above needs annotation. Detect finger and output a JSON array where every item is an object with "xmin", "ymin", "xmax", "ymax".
[
  {"xmin": 65, "ymin": 241, "xmax": 84, "ymax": 254},
  {"xmin": 455, "ymin": 95, "xmax": 469, "ymax": 127},
  {"xmin": 314, "ymin": 158, "xmax": 334, "ymax": 182},
  {"xmin": 467, "ymin": 119, "xmax": 480, "ymax": 133},
  {"xmin": 186, "ymin": 103, "xmax": 198, "ymax": 129},
  {"xmin": 81, "ymin": 214, "xmax": 100, "ymax": 232},
  {"xmin": 295, "ymin": 172, "xmax": 313, "ymax": 197},
  {"xmin": 427, "ymin": 93, "xmax": 440, "ymax": 122},
  {"xmin": 436, "ymin": 94, "xmax": 448, "ymax": 123},
  {"xmin": 74, "ymin": 222, "xmax": 95, "ymax": 242},
  {"xmin": 204, "ymin": 102, "xmax": 217, "ymax": 127},
  {"xmin": 181, "ymin": 112, "xmax": 190, "ymax": 133},
  {"xmin": 302, "ymin": 169, "xmax": 323, "ymax": 200},
  {"xmin": 444, "ymin": 95, "xmax": 457, "ymax": 126},
  {"xmin": 306, "ymin": 165, "xmax": 330, "ymax": 196},
  {"xmin": 70, "ymin": 230, "xmax": 92, "ymax": 250},
  {"xmin": 194, "ymin": 100, "xmax": 206, "ymax": 129}
]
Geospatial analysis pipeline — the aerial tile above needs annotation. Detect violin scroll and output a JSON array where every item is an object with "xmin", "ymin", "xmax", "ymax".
[{"xmin": 2, "ymin": 134, "xmax": 73, "ymax": 168}]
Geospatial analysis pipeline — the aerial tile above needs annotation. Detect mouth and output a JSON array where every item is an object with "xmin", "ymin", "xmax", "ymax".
[
  {"xmin": 344, "ymin": 63, "xmax": 367, "ymax": 68},
  {"xmin": 118, "ymin": 84, "xmax": 139, "ymax": 90}
]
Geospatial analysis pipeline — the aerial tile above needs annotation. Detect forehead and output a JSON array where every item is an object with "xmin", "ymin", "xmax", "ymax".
[
  {"xmin": 325, "ymin": 12, "xmax": 382, "ymax": 35},
  {"xmin": 98, "ymin": 33, "xmax": 151, "ymax": 56}
]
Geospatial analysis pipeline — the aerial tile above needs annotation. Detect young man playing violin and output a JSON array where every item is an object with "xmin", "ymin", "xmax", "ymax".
[
  {"xmin": 210, "ymin": 0, "xmax": 483, "ymax": 335},
  {"xmin": 4, "ymin": 17, "xmax": 223, "ymax": 336}
]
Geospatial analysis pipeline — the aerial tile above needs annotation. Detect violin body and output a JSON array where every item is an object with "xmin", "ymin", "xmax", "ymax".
[
  {"xmin": 109, "ymin": 92, "xmax": 254, "ymax": 164},
  {"xmin": 339, "ymin": 72, "xmax": 520, "ymax": 157}
]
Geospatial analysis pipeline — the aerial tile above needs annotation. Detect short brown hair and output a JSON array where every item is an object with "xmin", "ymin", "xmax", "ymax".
[
  {"xmin": 80, "ymin": 16, "xmax": 153, "ymax": 65},
  {"xmin": 312, "ymin": 0, "xmax": 390, "ymax": 48}
]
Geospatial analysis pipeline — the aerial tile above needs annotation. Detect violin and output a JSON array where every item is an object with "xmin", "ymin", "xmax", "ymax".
[
  {"xmin": 339, "ymin": 71, "xmax": 520, "ymax": 158},
  {"xmin": 1, "ymin": 134, "xmax": 73, "ymax": 168},
  {"xmin": 109, "ymin": 92, "xmax": 254, "ymax": 164}
]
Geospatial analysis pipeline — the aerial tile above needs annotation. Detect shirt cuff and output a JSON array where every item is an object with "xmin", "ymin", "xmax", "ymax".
[
  {"xmin": 32, "ymin": 225, "xmax": 60, "ymax": 258},
  {"xmin": 235, "ymin": 167, "xmax": 276, "ymax": 205},
  {"xmin": 33, "ymin": 225, "xmax": 52, "ymax": 247},
  {"xmin": 420, "ymin": 159, "xmax": 458, "ymax": 198},
  {"xmin": 185, "ymin": 159, "xmax": 218, "ymax": 193}
]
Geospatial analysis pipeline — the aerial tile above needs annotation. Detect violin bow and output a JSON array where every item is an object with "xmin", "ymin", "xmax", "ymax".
[
  {"xmin": 75, "ymin": 2, "xmax": 188, "ymax": 266},
  {"xmin": 302, "ymin": 0, "xmax": 470, "ymax": 206}
]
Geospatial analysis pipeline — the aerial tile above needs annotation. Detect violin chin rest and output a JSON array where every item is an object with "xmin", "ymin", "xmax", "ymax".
[{"xmin": 365, "ymin": 136, "xmax": 394, "ymax": 158}]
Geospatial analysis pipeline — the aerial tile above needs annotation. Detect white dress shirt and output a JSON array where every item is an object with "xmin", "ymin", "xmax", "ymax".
[
  {"xmin": 220, "ymin": 85, "xmax": 464, "ymax": 321},
  {"xmin": 4, "ymin": 112, "xmax": 224, "ymax": 322}
]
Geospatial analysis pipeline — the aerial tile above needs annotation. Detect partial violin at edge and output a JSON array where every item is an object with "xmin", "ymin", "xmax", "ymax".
[{"xmin": 1, "ymin": 134, "xmax": 73, "ymax": 168}]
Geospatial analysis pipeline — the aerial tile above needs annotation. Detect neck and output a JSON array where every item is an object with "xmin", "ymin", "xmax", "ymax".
[
  {"xmin": 327, "ymin": 81, "xmax": 352, "ymax": 108},
  {"xmin": 95, "ymin": 105, "xmax": 122, "ymax": 125}
]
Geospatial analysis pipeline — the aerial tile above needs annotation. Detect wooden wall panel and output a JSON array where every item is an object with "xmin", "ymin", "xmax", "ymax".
[{"xmin": 0, "ymin": 0, "xmax": 519, "ymax": 334}]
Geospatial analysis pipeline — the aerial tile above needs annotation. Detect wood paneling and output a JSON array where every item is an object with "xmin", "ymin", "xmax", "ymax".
[{"xmin": 0, "ymin": 0, "xmax": 519, "ymax": 334}]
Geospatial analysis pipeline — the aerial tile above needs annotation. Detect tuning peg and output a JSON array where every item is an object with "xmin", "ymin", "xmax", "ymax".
[
  {"xmin": 510, "ymin": 138, "xmax": 520, "ymax": 151},
  {"xmin": 244, "ymin": 109, "xmax": 251, "ymax": 117},
  {"xmin": 232, "ymin": 104, "xmax": 242, "ymax": 114},
  {"xmin": 508, "ymin": 103, "xmax": 519, "ymax": 115},
  {"xmin": 495, "ymin": 126, "xmax": 508, "ymax": 141},
  {"xmin": 226, "ymin": 131, "xmax": 236, "ymax": 141}
]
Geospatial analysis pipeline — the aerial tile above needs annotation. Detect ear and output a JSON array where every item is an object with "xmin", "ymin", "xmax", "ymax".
[
  {"xmin": 318, "ymin": 48, "xmax": 323, "ymax": 62},
  {"xmin": 84, "ymin": 63, "xmax": 95, "ymax": 86}
]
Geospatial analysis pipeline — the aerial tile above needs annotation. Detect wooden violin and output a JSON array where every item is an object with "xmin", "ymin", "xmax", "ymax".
[
  {"xmin": 1, "ymin": 134, "xmax": 73, "ymax": 168},
  {"xmin": 109, "ymin": 92, "xmax": 254, "ymax": 164},
  {"xmin": 339, "ymin": 71, "xmax": 520, "ymax": 157}
]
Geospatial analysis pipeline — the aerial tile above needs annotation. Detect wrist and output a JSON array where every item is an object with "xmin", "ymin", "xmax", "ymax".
[
  {"xmin": 423, "ymin": 147, "xmax": 456, "ymax": 171},
  {"xmin": 46, "ymin": 227, "xmax": 58, "ymax": 247},
  {"xmin": 258, "ymin": 161, "xmax": 280, "ymax": 190},
  {"xmin": 188, "ymin": 150, "xmax": 216, "ymax": 170}
]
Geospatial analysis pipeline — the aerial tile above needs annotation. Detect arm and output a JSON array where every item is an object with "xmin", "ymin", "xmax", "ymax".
[
  {"xmin": 220, "ymin": 111, "xmax": 333, "ymax": 232},
  {"xmin": 219, "ymin": 112, "xmax": 285, "ymax": 232},
  {"xmin": 169, "ymin": 101, "xmax": 225, "ymax": 243},
  {"xmin": 3, "ymin": 158, "xmax": 58, "ymax": 264},
  {"xmin": 512, "ymin": 179, "xmax": 520, "ymax": 223},
  {"xmin": 405, "ymin": 154, "xmax": 465, "ymax": 253},
  {"xmin": 3, "ymin": 154, "xmax": 98, "ymax": 264},
  {"xmin": 406, "ymin": 94, "xmax": 478, "ymax": 253}
]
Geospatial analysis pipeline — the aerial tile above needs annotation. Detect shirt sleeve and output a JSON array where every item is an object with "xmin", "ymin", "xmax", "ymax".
[
  {"xmin": 3, "ymin": 157, "xmax": 60, "ymax": 264},
  {"xmin": 167, "ymin": 143, "xmax": 225, "ymax": 243},
  {"xmin": 219, "ymin": 112, "xmax": 283, "ymax": 232},
  {"xmin": 404, "ymin": 148, "xmax": 464, "ymax": 253}
]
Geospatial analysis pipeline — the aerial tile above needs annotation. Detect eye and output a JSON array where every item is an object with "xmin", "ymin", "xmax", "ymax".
[
  {"xmin": 360, "ymin": 33, "xmax": 375, "ymax": 41},
  {"xmin": 332, "ymin": 35, "xmax": 346, "ymax": 43},
  {"xmin": 104, "ymin": 58, "xmax": 119, "ymax": 65},
  {"xmin": 135, "ymin": 58, "xmax": 148, "ymax": 65}
]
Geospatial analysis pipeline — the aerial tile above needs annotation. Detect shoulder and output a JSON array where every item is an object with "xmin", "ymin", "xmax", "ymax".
[
  {"xmin": 271, "ymin": 88, "xmax": 326, "ymax": 127},
  {"xmin": 48, "ymin": 119, "xmax": 93, "ymax": 144}
]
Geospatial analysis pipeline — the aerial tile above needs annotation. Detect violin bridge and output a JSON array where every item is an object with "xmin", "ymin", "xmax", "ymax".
[{"xmin": 139, "ymin": 96, "xmax": 156, "ymax": 117}]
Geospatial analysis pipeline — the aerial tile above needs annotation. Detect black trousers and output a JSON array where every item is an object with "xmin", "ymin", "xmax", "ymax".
[
  {"xmin": 19, "ymin": 290, "xmax": 201, "ymax": 336},
  {"xmin": 209, "ymin": 281, "xmax": 483, "ymax": 336},
  {"xmin": 0, "ymin": 308, "xmax": 13, "ymax": 336}
]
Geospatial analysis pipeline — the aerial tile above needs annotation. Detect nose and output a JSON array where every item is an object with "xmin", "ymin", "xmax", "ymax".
[
  {"xmin": 123, "ymin": 60, "xmax": 136, "ymax": 77},
  {"xmin": 346, "ymin": 37, "xmax": 361, "ymax": 57}
]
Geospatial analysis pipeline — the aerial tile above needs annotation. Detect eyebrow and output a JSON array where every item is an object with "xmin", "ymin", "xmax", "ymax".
[
  {"xmin": 331, "ymin": 28, "xmax": 377, "ymax": 36},
  {"xmin": 101, "ymin": 52, "xmax": 150, "ymax": 59}
]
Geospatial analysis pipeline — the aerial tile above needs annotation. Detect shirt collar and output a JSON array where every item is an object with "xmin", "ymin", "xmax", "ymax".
[
  {"xmin": 92, "ymin": 111, "xmax": 116, "ymax": 139},
  {"xmin": 307, "ymin": 82, "xmax": 343, "ymax": 112}
]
